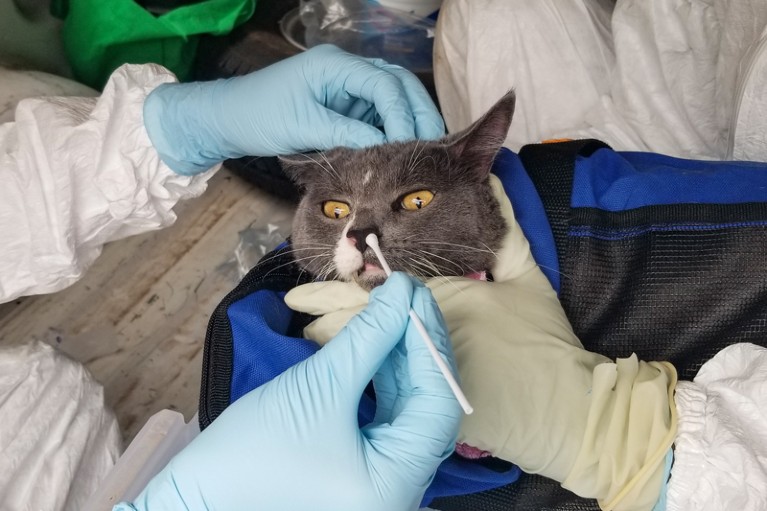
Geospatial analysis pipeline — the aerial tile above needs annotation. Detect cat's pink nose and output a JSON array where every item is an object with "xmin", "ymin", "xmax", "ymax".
[{"xmin": 347, "ymin": 227, "xmax": 380, "ymax": 252}]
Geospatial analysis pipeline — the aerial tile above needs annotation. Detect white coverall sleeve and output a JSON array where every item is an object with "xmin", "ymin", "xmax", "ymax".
[{"xmin": 0, "ymin": 63, "xmax": 219, "ymax": 304}]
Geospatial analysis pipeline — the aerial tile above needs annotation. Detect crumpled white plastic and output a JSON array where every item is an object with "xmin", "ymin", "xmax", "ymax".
[
  {"xmin": 0, "ymin": 341, "xmax": 122, "ymax": 511},
  {"xmin": 0, "ymin": 63, "xmax": 218, "ymax": 304},
  {"xmin": 667, "ymin": 343, "xmax": 767, "ymax": 511},
  {"xmin": 434, "ymin": 0, "xmax": 767, "ymax": 161}
]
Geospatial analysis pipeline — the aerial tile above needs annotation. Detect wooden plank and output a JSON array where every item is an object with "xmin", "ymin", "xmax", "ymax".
[{"xmin": 0, "ymin": 168, "xmax": 295, "ymax": 442}]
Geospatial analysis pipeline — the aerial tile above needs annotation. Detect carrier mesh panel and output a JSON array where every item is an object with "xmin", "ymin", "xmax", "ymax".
[
  {"xmin": 431, "ymin": 474, "xmax": 598, "ymax": 511},
  {"xmin": 519, "ymin": 141, "xmax": 767, "ymax": 380},
  {"xmin": 563, "ymin": 205, "xmax": 767, "ymax": 381}
]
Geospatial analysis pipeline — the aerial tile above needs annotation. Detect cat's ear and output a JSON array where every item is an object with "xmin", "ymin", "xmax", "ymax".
[{"xmin": 444, "ymin": 90, "xmax": 515, "ymax": 179}]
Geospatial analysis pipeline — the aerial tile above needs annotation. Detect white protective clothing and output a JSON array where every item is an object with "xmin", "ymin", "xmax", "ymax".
[
  {"xmin": 433, "ymin": 0, "xmax": 767, "ymax": 161},
  {"xmin": 0, "ymin": 64, "xmax": 217, "ymax": 304},
  {"xmin": 0, "ymin": 63, "xmax": 216, "ymax": 510},
  {"xmin": 668, "ymin": 343, "xmax": 767, "ymax": 511},
  {"xmin": 285, "ymin": 175, "xmax": 678, "ymax": 511},
  {"xmin": 0, "ymin": 341, "xmax": 122, "ymax": 511}
]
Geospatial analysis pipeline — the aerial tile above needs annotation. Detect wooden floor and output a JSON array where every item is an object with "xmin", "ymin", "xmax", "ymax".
[{"xmin": 0, "ymin": 168, "xmax": 295, "ymax": 443}]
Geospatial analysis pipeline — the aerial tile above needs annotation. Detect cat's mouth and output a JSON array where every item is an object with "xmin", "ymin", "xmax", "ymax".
[
  {"xmin": 353, "ymin": 261, "xmax": 387, "ymax": 290},
  {"xmin": 361, "ymin": 262, "xmax": 383, "ymax": 273}
]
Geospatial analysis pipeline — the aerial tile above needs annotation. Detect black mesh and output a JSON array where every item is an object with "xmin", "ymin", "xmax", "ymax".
[
  {"xmin": 431, "ymin": 474, "xmax": 599, "ymax": 511},
  {"xmin": 517, "ymin": 140, "xmax": 609, "ymax": 264},
  {"xmin": 561, "ymin": 204, "xmax": 767, "ymax": 381}
]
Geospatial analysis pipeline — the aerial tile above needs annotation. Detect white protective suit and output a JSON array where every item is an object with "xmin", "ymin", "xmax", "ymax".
[
  {"xmin": 0, "ymin": 64, "xmax": 216, "ymax": 304},
  {"xmin": 0, "ymin": 64, "xmax": 215, "ymax": 510},
  {"xmin": 434, "ymin": 0, "xmax": 767, "ymax": 162}
]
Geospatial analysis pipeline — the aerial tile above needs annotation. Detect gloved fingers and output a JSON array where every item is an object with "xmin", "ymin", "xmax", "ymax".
[
  {"xmin": 306, "ymin": 106, "xmax": 387, "ymax": 150},
  {"xmin": 368, "ymin": 60, "xmax": 446, "ymax": 141},
  {"xmin": 325, "ymin": 94, "xmax": 381, "ymax": 126},
  {"xmin": 316, "ymin": 272, "xmax": 415, "ymax": 398},
  {"xmin": 345, "ymin": 98, "xmax": 379, "ymax": 125},
  {"xmin": 385, "ymin": 285, "xmax": 462, "ymax": 457},
  {"xmin": 372, "ymin": 339, "xmax": 409, "ymax": 423},
  {"xmin": 339, "ymin": 60, "xmax": 419, "ymax": 142}
]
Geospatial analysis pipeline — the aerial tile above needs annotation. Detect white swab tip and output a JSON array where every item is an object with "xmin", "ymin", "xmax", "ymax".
[{"xmin": 365, "ymin": 233, "xmax": 380, "ymax": 250}]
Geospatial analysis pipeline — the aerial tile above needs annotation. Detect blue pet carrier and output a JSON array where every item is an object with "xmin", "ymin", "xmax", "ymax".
[{"xmin": 199, "ymin": 140, "xmax": 767, "ymax": 510}]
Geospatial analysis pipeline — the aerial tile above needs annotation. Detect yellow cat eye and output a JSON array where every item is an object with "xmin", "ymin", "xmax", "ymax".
[
  {"xmin": 322, "ymin": 200, "xmax": 351, "ymax": 219},
  {"xmin": 400, "ymin": 190, "xmax": 435, "ymax": 211}
]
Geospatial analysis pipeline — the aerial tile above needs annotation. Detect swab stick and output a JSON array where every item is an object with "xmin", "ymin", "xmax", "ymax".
[{"xmin": 365, "ymin": 233, "xmax": 474, "ymax": 415}]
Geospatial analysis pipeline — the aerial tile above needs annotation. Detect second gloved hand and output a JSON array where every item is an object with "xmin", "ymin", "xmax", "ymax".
[
  {"xmin": 117, "ymin": 273, "xmax": 462, "ymax": 511},
  {"xmin": 143, "ymin": 44, "xmax": 445, "ymax": 175}
]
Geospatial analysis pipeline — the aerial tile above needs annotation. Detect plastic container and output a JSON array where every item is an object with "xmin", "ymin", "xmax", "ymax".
[
  {"xmin": 377, "ymin": 0, "xmax": 441, "ymax": 18},
  {"xmin": 83, "ymin": 410, "xmax": 200, "ymax": 510},
  {"xmin": 283, "ymin": 0, "xmax": 439, "ymax": 73}
]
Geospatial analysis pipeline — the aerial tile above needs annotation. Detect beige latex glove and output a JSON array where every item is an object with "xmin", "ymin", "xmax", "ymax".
[{"xmin": 285, "ymin": 175, "xmax": 678, "ymax": 511}]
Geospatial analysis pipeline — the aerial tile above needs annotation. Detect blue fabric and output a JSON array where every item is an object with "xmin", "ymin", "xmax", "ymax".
[
  {"xmin": 572, "ymin": 150, "xmax": 767, "ymax": 211},
  {"xmin": 228, "ymin": 291, "xmax": 320, "ymax": 403},
  {"xmin": 227, "ymin": 290, "xmax": 521, "ymax": 505},
  {"xmin": 493, "ymin": 148, "xmax": 561, "ymax": 292}
]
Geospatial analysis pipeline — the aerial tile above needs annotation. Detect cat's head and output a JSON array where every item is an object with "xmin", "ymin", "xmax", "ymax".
[{"xmin": 281, "ymin": 91, "xmax": 515, "ymax": 290}]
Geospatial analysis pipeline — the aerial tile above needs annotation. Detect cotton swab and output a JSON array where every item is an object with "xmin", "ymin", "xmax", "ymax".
[{"xmin": 365, "ymin": 233, "xmax": 474, "ymax": 415}]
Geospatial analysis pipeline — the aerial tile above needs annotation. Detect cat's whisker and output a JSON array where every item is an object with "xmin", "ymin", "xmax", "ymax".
[
  {"xmin": 408, "ymin": 248, "xmax": 465, "ymax": 274},
  {"xmin": 407, "ymin": 138, "xmax": 430, "ymax": 175},
  {"xmin": 403, "ymin": 256, "xmax": 469, "ymax": 295},
  {"xmin": 316, "ymin": 259, "xmax": 337, "ymax": 281},
  {"xmin": 479, "ymin": 241, "xmax": 500, "ymax": 259},
  {"xmin": 405, "ymin": 138, "xmax": 422, "ymax": 175},
  {"xmin": 318, "ymin": 151, "xmax": 343, "ymax": 182},
  {"xmin": 534, "ymin": 263, "xmax": 573, "ymax": 282},
  {"xmin": 416, "ymin": 240, "xmax": 498, "ymax": 256},
  {"xmin": 300, "ymin": 152, "xmax": 341, "ymax": 182},
  {"xmin": 262, "ymin": 253, "xmax": 332, "ymax": 278},
  {"xmin": 255, "ymin": 245, "xmax": 331, "ymax": 266},
  {"xmin": 402, "ymin": 253, "xmax": 444, "ymax": 278}
]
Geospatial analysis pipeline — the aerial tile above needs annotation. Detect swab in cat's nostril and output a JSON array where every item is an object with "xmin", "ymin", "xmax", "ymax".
[{"xmin": 364, "ymin": 233, "xmax": 473, "ymax": 415}]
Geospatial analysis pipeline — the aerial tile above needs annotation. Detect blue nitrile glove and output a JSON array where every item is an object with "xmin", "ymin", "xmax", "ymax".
[
  {"xmin": 115, "ymin": 272, "xmax": 462, "ymax": 511},
  {"xmin": 143, "ymin": 44, "xmax": 445, "ymax": 175}
]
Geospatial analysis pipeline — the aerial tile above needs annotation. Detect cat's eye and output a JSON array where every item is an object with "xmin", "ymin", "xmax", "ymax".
[
  {"xmin": 400, "ymin": 190, "xmax": 435, "ymax": 211},
  {"xmin": 322, "ymin": 200, "xmax": 351, "ymax": 219}
]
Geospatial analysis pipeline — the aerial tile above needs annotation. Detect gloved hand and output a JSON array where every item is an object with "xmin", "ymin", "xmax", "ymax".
[
  {"xmin": 115, "ymin": 272, "xmax": 462, "ymax": 511},
  {"xmin": 143, "ymin": 44, "xmax": 445, "ymax": 175}
]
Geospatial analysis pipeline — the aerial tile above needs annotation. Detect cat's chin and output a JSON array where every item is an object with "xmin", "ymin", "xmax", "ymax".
[{"xmin": 351, "ymin": 266, "xmax": 388, "ymax": 291}]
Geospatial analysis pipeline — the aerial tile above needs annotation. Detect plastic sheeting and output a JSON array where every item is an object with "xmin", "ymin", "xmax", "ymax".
[
  {"xmin": 434, "ymin": 0, "xmax": 767, "ymax": 161},
  {"xmin": 0, "ymin": 342, "xmax": 122, "ymax": 511}
]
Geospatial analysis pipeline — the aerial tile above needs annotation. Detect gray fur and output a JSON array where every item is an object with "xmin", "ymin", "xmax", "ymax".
[{"xmin": 281, "ymin": 91, "xmax": 516, "ymax": 290}]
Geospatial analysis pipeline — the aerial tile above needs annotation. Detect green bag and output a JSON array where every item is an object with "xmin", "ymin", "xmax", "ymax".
[{"xmin": 51, "ymin": 0, "xmax": 256, "ymax": 89}]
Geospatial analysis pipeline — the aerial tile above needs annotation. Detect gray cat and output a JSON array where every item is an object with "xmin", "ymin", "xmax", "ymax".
[{"xmin": 280, "ymin": 91, "xmax": 515, "ymax": 290}]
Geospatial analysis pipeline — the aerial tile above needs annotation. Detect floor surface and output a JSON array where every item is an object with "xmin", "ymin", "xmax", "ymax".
[{"xmin": 0, "ymin": 167, "xmax": 295, "ymax": 443}]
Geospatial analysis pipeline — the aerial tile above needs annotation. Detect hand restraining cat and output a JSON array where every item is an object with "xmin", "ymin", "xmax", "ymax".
[{"xmin": 280, "ymin": 91, "xmax": 515, "ymax": 290}]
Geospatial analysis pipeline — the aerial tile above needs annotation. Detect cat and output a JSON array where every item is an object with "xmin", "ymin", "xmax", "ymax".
[{"xmin": 280, "ymin": 91, "xmax": 516, "ymax": 291}]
